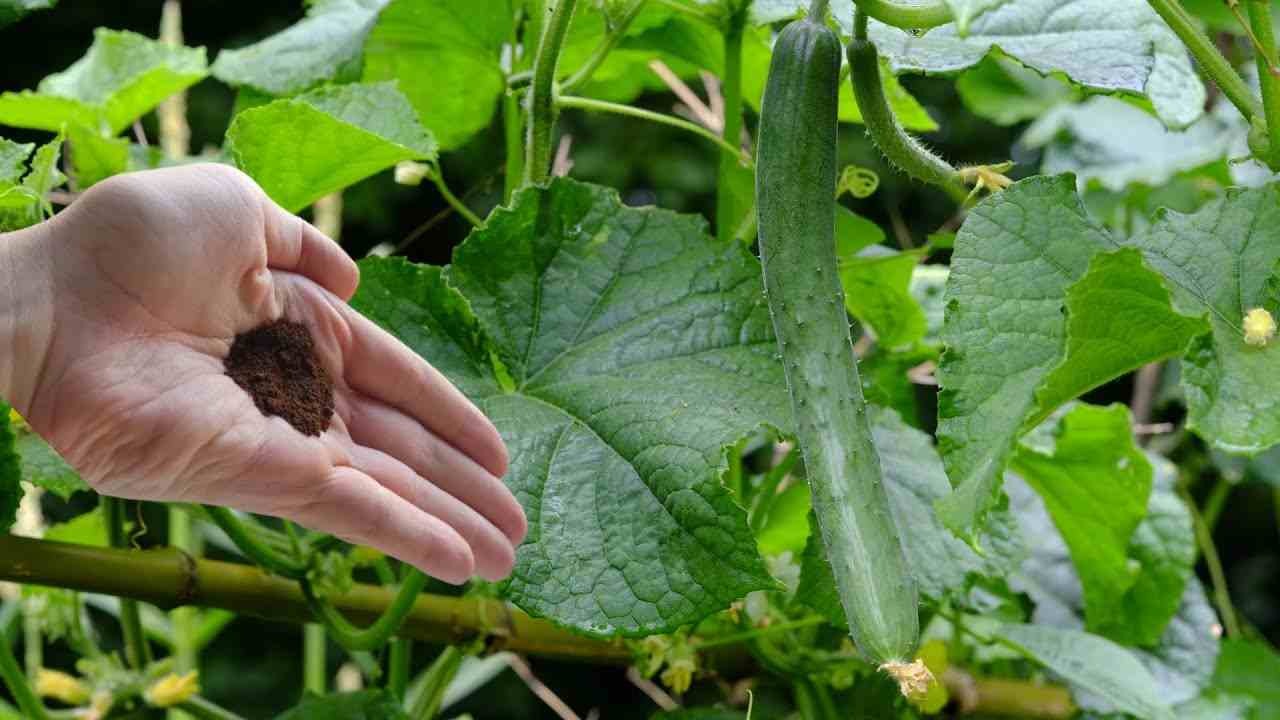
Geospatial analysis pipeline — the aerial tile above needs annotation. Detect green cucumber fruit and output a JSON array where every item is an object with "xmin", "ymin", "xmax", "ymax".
[
  {"xmin": 755, "ymin": 12, "xmax": 920, "ymax": 669},
  {"xmin": 848, "ymin": 22, "xmax": 959, "ymax": 190}
]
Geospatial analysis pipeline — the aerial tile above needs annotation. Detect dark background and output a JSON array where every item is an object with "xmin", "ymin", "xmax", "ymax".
[{"xmin": 2, "ymin": 2, "xmax": 1276, "ymax": 718}]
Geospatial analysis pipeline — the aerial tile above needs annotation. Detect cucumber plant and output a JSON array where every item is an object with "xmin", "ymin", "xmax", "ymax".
[{"xmin": 0, "ymin": 0, "xmax": 1278, "ymax": 719}]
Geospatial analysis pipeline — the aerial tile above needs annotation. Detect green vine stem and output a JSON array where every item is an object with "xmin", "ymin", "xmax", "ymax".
[
  {"xmin": 104, "ymin": 496, "xmax": 153, "ymax": 669},
  {"xmin": 1249, "ymin": 0, "xmax": 1280, "ymax": 168},
  {"xmin": 504, "ymin": 91, "xmax": 524, "ymax": 202},
  {"xmin": 561, "ymin": 0, "xmax": 647, "ymax": 93},
  {"xmin": 300, "ymin": 570, "xmax": 429, "ymax": 652},
  {"xmin": 303, "ymin": 624, "xmax": 326, "ymax": 693},
  {"xmin": 1180, "ymin": 487, "xmax": 1242, "ymax": 638},
  {"xmin": 715, "ymin": 3, "xmax": 749, "ymax": 243},
  {"xmin": 0, "ymin": 535, "xmax": 628, "ymax": 663},
  {"xmin": 1202, "ymin": 478, "xmax": 1232, "ymax": 531},
  {"xmin": 557, "ymin": 95, "xmax": 749, "ymax": 159},
  {"xmin": 408, "ymin": 646, "xmax": 464, "ymax": 719},
  {"xmin": 175, "ymin": 696, "xmax": 248, "ymax": 720},
  {"xmin": 523, "ymin": 0, "xmax": 580, "ymax": 187},
  {"xmin": 428, "ymin": 161, "xmax": 483, "ymax": 227},
  {"xmin": 852, "ymin": 0, "xmax": 952, "ymax": 29},
  {"xmin": 388, "ymin": 637, "xmax": 412, "ymax": 700},
  {"xmin": 0, "ymin": 625, "xmax": 47, "ymax": 720},
  {"xmin": 1144, "ymin": 0, "xmax": 1262, "ymax": 122},
  {"xmin": 203, "ymin": 506, "xmax": 308, "ymax": 579}
]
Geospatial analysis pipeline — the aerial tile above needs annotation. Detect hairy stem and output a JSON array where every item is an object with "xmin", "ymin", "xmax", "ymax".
[
  {"xmin": 504, "ymin": 91, "xmax": 524, "ymax": 203},
  {"xmin": 104, "ymin": 497, "xmax": 153, "ymax": 668},
  {"xmin": 523, "ymin": 0, "xmax": 580, "ymax": 187},
  {"xmin": 1145, "ymin": 0, "xmax": 1261, "ymax": 122},
  {"xmin": 429, "ymin": 162, "xmax": 483, "ymax": 227},
  {"xmin": 561, "ymin": 0, "xmax": 647, "ymax": 93},
  {"xmin": 852, "ymin": 0, "xmax": 952, "ymax": 29},
  {"xmin": 557, "ymin": 95, "xmax": 749, "ymax": 159},
  {"xmin": 1249, "ymin": 0, "xmax": 1280, "ymax": 167}
]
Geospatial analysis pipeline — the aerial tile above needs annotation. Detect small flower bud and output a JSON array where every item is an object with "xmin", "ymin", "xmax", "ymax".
[
  {"xmin": 35, "ymin": 668, "xmax": 91, "ymax": 705},
  {"xmin": 144, "ymin": 671, "xmax": 199, "ymax": 707},
  {"xmin": 394, "ymin": 161, "xmax": 431, "ymax": 186}
]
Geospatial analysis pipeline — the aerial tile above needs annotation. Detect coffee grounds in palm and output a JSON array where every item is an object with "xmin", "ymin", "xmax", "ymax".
[{"xmin": 225, "ymin": 320, "xmax": 334, "ymax": 437}]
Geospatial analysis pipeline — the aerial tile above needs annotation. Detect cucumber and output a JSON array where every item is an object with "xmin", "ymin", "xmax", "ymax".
[
  {"xmin": 755, "ymin": 11, "xmax": 922, "ymax": 674},
  {"xmin": 847, "ymin": 12, "xmax": 960, "ymax": 190}
]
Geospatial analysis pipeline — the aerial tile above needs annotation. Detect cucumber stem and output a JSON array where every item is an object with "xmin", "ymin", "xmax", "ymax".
[
  {"xmin": 853, "ymin": 0, "xmax": 952, "ymax": 29},
  {"xmin": 523, "ymin": 0, "xmax": 580, "ymax": 188}
]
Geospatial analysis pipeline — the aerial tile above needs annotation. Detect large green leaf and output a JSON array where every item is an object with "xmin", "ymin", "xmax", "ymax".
[
  {"xmin": 352, "ymin": 179, "xmax": 790, "ymax": 637},
  {"xmin": 936, "ymin": 176, "xmax": 1280, "ymax": 541},
  {"xmin": 65, "ymin": 123, "xmax": 128, "ymax": 188},
  {"xmin": 0, "ymin": 403, "xmax": 21, "ymax": 533},
  {"xmin": 1022, "ymin": 96, "xmax": 1244, "ymax": 191},
  {"xmin": 1011, "ymin": 404, "xmax": 1193, "ymax": 646},
  {"xmin": 944, "ymin": 0, "xmax": 1010, "ymax": 34},
  {"xmin": 997, "ymin": 624, "xmax": 1174, "ymax": 720},
  {"xmin": 1034, "ymin": 249, "xmax": 1210, "ymax": 418},
  {"xmin": 796, "ymin": 407, "xmax": 1022, "ymax": 625},
  {"xmin": 361, "ymin": 0, "xmax": 510, "ymax": 150},
  {"xmin": 869, "ymin": 0, "xmax": 1206, "ymax": 129},
  {"xmin": 956, "ymin": 56, "xmax": 1078, "ymax": 126},
  {"xmin": 1008, "ymin": 458, "xmax": 1216, "ymax": 707},
  {"xmin": 226, "ymin": 81, "xmax": 436, "ymax": 213},
  {"xmin": 0, "ymin": 29, "xmax": 207, "ymax": 135},
  {"xmin": 211, "ymin": 0, "xmax": 391, "ymax": 96},
  {"xmin": 1212, "ymin": 639, "xmax": 1280, "ymax": 720},
  {"xmin": 273, "ymin": 690, "xmax": 407, "ymax": 720}
]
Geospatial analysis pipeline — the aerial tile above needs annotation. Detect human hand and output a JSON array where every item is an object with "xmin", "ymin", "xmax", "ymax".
[{"xmin": 10, "ymin": 164, "xmax": 524, "ymax": 584}]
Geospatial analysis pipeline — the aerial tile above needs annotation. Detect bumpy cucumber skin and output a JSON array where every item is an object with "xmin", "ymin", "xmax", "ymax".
[
  {"xmin": 848, "ymin": 36, "xmax": 958, "ymax": 188},
  {"xmin": 756, "ymin": 17, "xmax": 919, "ymax": 665}
]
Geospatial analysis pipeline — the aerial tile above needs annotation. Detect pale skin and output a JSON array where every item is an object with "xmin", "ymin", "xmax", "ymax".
[{"xmin": 0, "ymin": 164, "xmax": 526, "ymax": 584}]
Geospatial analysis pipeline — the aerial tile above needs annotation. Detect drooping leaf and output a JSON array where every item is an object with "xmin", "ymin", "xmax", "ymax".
[
  {"xmin": 0, "ymin": 29, "xmax": 207, "ymax": 135},
  {"xmin": 1021, "ymin": 96, "xmax": 1244, "ymax": 192},
  {"xmin": 352, "ymin": 179, "xmax": 790, "ymax": 637},
  {"xmin": 1035, "ymin": 249, "xmax": 1210, "ymax": 419},
  {"xmin": 361, "ymin": 0, "xmax": 511, "ymax": 150},
  {"xmin": 997, "ymin": 624, "xmax": 1174, "ymax": 720},
  {"xmin": 15, "ymin": 430, "xmax": 87, "ymax": 501},
  {"xmin": 211, "ymin": 0, "xmax": 392, "ymax": 96},
  {"xmin": 1010, "ymin": 404, "xmax": 1154, "ymax": 642},
  {"xmin": 796, "ymin": 407, "xmax": 1023, "ymax": 625},
  {"xmin": 840, "ymin": 247, "xmax": 928, "ymax": 350},
  {"xmin": 273, "ymin": 690, "xmax": 408, "ymax": 720},
  {"xmin": 869, "ymin": 0, "xmax": 1206, "ymax": 130},
  {"xmin": 936, "ymin": 176, "xmax": 1280, "ymax": 541},
  {"xmin": 1211, "ymin": 639, "xmax": 1280, "ymax": 720},
  {"xmin": 226, "ymin": 81, "xmax": 437, "ymax": 212},
  {"xmin": 0, "ymin": 0, "xmax": 55, "ymax": 29},
  {"xmin": 1007, "ymin": 458, "xmax": 1216, "ymax": 707},
  {"xmin": 0, "ymin": 403, "xmax": 21, "ymax": 533}
]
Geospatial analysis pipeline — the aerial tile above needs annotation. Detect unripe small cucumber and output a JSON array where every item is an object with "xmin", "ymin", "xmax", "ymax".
[
  {"xmin": 848, "ymin": 30, "xmax": 959, "ymax": 189},
  {"xmin": 756, "ymin": 13, "xmax": 920, "ymax": 668}
]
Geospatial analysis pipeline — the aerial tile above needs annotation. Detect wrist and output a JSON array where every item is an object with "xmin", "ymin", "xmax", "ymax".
[{"xmin": 0, "ymin": 221, "xmax": 55, "ymax": 417}]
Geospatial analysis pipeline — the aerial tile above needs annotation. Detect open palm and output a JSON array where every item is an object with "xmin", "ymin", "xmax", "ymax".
[{"xmin": 22, "ymin": 164, "xmax": 523, "ymax": 584}]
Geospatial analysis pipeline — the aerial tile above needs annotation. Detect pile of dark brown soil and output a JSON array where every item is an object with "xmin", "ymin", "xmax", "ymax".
[{"xmin": 225, "ymin": 320, "xmax": 334, "ymax": 437}]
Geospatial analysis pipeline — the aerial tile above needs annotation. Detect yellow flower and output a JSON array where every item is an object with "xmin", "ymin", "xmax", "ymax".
[
  {"xmin": 35, "ymin": 668, "xmax": 91, "ymax": 705},
  {"xmin": 660, "ymin": 656, "xmax": 695, "ymax": 695},
  {"xmin": 1244, "ymin": 308, "xmax": 1276, "ymax": 347},
  {"xmin": 144, "ymin": 671, "xmax": 200, "ymax": 707}
]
